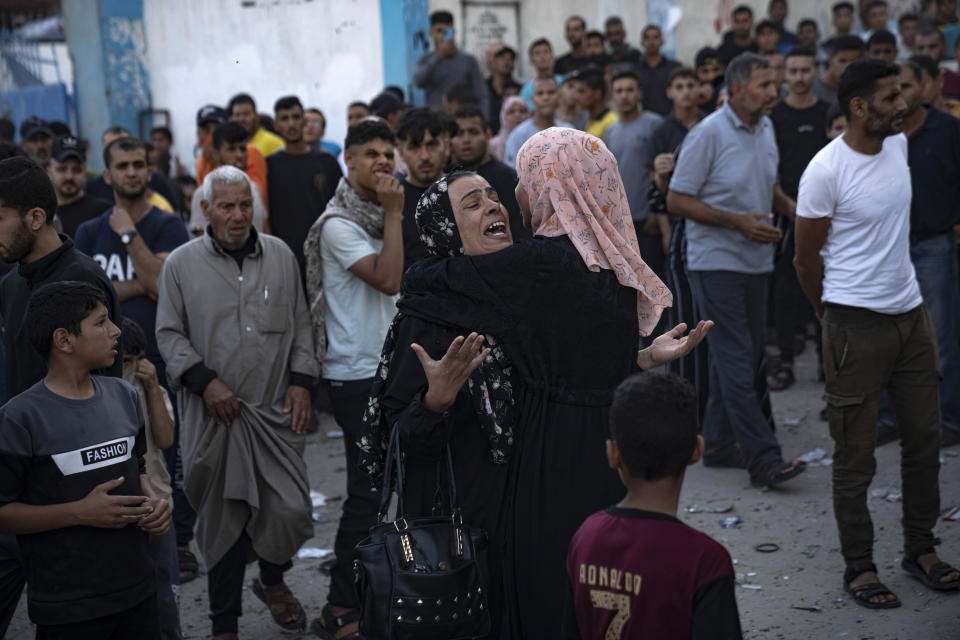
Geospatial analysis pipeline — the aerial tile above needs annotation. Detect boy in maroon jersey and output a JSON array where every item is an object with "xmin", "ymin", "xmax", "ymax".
[{"xmin": 563, "ymin": 372, "xmax": 742, "ymax": 640}]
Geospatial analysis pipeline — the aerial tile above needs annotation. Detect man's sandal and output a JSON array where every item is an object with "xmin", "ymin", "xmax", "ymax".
[
  {"xmin": 902, "ymin": 549, "xmax": 960, "ymax": 592},
  {"xmin": 309, "ymin": 604, "xmax": 362, "ymax": 639},
  {"xmin": 178, "ymin": 547, "xmax": 199, "ymax": 584},
  {"xmin": 843, "ymin": 563, "xmax": 901, "ymax": 610},
  {"xmin": 251, "ymin": 577, "xmax": 307, "ymax": 631}
]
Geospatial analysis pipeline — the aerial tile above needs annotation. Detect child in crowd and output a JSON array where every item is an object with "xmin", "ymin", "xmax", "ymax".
[
  {"xmin": 563, "ymin": 372, "xmax": 742, "ymax": 640},
  {"xmin": 121, "ymin": 316, "xmax": 182, "ymax": 640},
  {"xmin": 826, "ymin": 102, "xmax": 847, "ymax": 140},
  {"xmin": 0, "ymin": 282, "xmax": 170, "ymax": 639}
]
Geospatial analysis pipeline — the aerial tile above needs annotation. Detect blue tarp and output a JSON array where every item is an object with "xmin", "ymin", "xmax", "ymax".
[{"xmin": 0, "ymin": 82, "xmax": 71, "ymax": 141}]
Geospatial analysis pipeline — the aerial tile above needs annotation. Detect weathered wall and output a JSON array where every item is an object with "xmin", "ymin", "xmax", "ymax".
[{"xmin": 142, "ymin": 0, "xmax": 385, "ymax": 176}]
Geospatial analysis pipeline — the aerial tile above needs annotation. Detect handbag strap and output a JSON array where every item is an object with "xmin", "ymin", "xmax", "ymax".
[
  {"xmin": 377, "ymin": 422, "xmax": 405, "ymax": 523},
  {"xmin": 443, "ymin": 446, "xmax": 461, "ymax": 520}
]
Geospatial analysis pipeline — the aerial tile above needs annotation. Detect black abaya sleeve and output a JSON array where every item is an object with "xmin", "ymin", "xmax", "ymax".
[{"xmin": 380, "ymin": 316, "xmax": 460, "ymax": 462}]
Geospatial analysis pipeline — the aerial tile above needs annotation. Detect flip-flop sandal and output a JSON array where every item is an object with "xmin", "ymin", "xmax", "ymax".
[
  {"xmin": 750, "ymin": 459, "xmax": 806, "ymax": 488},
  {"xmin": 309, "ymin": 604, "xmax": 361, "ymax": 639},
  {"xmin": 251, "ymin": 577, "xmax": 307, "ymax": 631},
  {"xmin": 844, "ymin": 562, "xmax": 901, "ymax": 610},
  {"xmin": 902, "ymin": 551, "xmax": 960, "ymax": 592},
  {"xmin": 178, "ymin": 547, "xmax": 199, "ymax": 584}
]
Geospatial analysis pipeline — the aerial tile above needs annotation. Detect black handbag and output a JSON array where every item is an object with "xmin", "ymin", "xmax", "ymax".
[{"xmin": 354, "ymin": 423, "xmax": 491, "ymax": 640}]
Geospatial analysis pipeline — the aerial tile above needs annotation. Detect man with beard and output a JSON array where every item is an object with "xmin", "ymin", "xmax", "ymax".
[
  {"xmin": 394, "ymin": 107, "xmax": 448, "ymax": 271},
  {"xmin": 717, "ymin": 5, "xmax": 759, "ymax": 66},
  {"xmin": 667, "ymin": 53, "xmax": 805, "ymax": 488},
  {"xmin": 795, "ymin": 59, "xmax": 960, "ymax": 608},
  {"xmin": 228, "ymin": 93, "xmax": 285, "ymax": 158},
  {"xmin": 75, "ymin": 137, "xmax": 189, "ymax": 388},
  {"xmin": 450, "ymin": 104, "xmax": 527, "ymax": 239},
  {"xmin": 605, "ymin": 16, "xmax": 642, "ymax": 72},
  {"xmin": 18, "ymin": 117, "xmax": 52, "ymax": 162},
  {"xmin": 766, "ymin": 46, "xmax": 829, "ymax": 391},
  {"xmin": 47, "ymin": 135, "xmax": 111, "ymax": 238},
  {"xmin": 0, "ymin": 158, "xmax": 121, "ymax": 637},
  {"xmin": 266, "ymin": 96, "xmax": 342, "ymax": 280},
  {"xmin": 555, "ymin": 15, "xmax": 591, "ymax": 74},
  {"xmin": 157, "ymin": 166, "xmax": 319, "ymax": 639},
  {"xmin": 637, "ymin": 25, "xmax": 683, "ymax": 116}
]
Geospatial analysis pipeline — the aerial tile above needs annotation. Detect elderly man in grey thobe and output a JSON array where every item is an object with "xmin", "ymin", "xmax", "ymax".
[{"xmin": 156, "ymin": 165, "xmax": 318, "ymax": 640}]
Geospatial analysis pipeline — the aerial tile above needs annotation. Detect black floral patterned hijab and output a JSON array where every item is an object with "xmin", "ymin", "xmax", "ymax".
[{"xmin": 357, "ymin": 173, "xmax": 516, "ymax": 483}]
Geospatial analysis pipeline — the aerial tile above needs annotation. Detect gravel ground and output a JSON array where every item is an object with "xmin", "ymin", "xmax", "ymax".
[{"xmin": 6, "ymin": 340, "xmax": 959, "ymax": 639}]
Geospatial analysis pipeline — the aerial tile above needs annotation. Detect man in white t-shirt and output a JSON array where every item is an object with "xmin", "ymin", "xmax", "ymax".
[
  {"xmin": 795, "ymin": 59, "xmax": 960, "ymax": 609},
  {"xmin": 302, "ymin": 119, "xmax": 404, "ymax": 639}
]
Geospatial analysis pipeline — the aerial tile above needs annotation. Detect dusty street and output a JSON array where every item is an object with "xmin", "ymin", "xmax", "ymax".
[{"xmin": 6, "ymin": 342, "xmax": 959, "ymax": 639}]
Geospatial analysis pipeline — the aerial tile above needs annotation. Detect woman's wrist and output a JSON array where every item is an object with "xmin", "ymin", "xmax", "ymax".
[{"xmin": 422, "ymin": 388, "xmax": 454, "ymax": 414}]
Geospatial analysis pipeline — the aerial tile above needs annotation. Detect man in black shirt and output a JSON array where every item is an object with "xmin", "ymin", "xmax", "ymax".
[
  {"xmin": 0, "ymin": 157, "xmax": 122, "ymax": 638},
  {"xmin": 605, "ymin": 16, "xmax": 642, "ymax": 72},
  {"xmin": 555, "ymin": 15, "xmax": 592, "ymax": 74},
  {"xmin": 395, "ymin": 107, "xmax": 448, "ymax": 271},
  {"xmin": 768, "ymin": 46, "xmax": 828, "ymax": 391},
  {"xmin": 266, "ymin": 95, "xmax": 343, "ymax": 279},
  {"xmin": 717, "ymin": 5, "xmax": 759, "ymax": 66},
  {"xmin": 48, "ymin": 135, "xmax": 111, "ymax": 238},
  {"xmin": 450, "ymin": 105, "xmax": 529, "ymax": 241},
  {"xmin": 637, "ymin": 25, "xmax": 682, "ymax": 116}
]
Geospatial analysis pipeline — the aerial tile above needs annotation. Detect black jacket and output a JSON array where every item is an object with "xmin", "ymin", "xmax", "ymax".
[{"xmin": 0, "ymin": 236, "xmax": 122, "ymax": 400}]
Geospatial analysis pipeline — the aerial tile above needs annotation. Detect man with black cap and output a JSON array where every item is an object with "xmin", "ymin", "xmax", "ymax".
[
  {"xmin": 47, "ymin": 136, "xmax": 111, "ymax": 238},
  {"xmin": 414, "ymin": 10, "xmax": 488, "ymax": 115},
  {"xmin": 19, "ymin": 117, "xmax": 53, "ymax": 162}
]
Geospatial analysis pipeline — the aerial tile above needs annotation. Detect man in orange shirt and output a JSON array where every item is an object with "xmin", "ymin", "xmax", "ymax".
[{"xmin": 194, "ymin": 108, "xmax": 269, "ymax": 208}]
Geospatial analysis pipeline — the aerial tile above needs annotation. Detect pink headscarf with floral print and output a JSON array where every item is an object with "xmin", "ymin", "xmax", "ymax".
[{"xmin": 515, "ymin": 127, "xmax": 672, "ymax": 336}]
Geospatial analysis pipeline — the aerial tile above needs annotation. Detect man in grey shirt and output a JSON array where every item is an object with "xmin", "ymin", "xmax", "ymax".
[
  {"xmin": 604, "ymin": 69, "xmax": 665, "ymax": 275},
  {"xmin": 667, "ymin": 53, "xmax": 805, "ymax": 488},
  {"xmin": 414, "ymin": 10, "xmax": 488, "ymax": 115}
]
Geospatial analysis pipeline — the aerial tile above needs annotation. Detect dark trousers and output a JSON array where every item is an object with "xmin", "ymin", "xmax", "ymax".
[
  {"xmin": 689, "ymin": 270, "xmax": 782, "ymax": 475},
  {"xmin": 325, "ymin": 377, "xmax": 379, "ymax": 610},
  {"xmin": 35, "ymin": 593, "xmax": 159, "ymax": 640},
  {"xmin": 148, "ymin": 528, "xmax": 182, "ymax": 640},
  {"xmin": 772, "ymin": 225, "xmax": 810, "ymax": 363},
  {"xmin": 0, "ymin": 533, "xmax": 24, "ymax": 639},
  {"xmin": 208, "ymin": 532, "xmax": 291, "ymax": 635},
  {"xmin": 822, "ymin": 303, "xmax": 941, "ymax": 566}
]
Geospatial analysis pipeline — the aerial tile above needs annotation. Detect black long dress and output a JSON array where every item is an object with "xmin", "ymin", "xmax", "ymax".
[
  {"xmin": 401, "ymin": 234, "xmax": 639, "ymax": 639},
  {"xmin": 379, "ymin": 314, "xmax": 511, "ymax": 638}
]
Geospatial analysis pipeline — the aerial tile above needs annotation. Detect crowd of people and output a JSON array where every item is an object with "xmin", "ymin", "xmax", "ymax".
[{"xmin": 0, "ymin": 0, "xmax": 958, "ymax": 638}]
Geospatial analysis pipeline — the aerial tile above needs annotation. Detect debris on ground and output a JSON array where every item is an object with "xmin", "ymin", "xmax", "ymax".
[
  {"xmin": 296, "ymin": 547, "xmax": 334, "ymax": 559},
  {"xmin": 802, "ymin": 544, "xmax": 820, "ymax": 558},
  {"xmin": 686, "ymin": 503, "xmax": 733, "ymax": 513},
  {"xmin": 797, "ymin": 447, "xmax": 833, "ymax": 466},
  {"xmin": 791, "ymin": 605, "xmax": 822, "ymax": 613},
  {"xmin": 870, "ymin": 488, "xmax": 902, "ymax": 502},
  {"xmin": 720, "ymin": 516, "xmax": 742, "ymax": 528},
  {"xmin": 942, "ymin": 506, "xmax": 960, "ymax": 522},
  {"xmin": 310, "ymin": 490, "xmax": 328, "ymax": 507}
]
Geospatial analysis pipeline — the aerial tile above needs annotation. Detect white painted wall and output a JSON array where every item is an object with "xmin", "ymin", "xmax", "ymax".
[{"xmin": 143, "ymin": 0, "xmax": 385, "ymax": 177}]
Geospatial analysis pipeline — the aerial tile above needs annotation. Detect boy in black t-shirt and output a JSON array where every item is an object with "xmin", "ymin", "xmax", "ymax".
[
  {"xmin": 0, "ymin": 281, "xmax": 171, "ymax": 639},
  {"xmin": 563, "ymin": 372, "xmax": 742, "ymax": 640}
]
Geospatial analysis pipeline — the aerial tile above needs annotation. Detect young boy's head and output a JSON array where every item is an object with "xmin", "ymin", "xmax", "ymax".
[
  {"xmin": 26, "ymin": 281, "xmax": 119, "ymax": 370},
  {"xmin": 120, "ymin": 316, "xmax": 148, "ymax": 378},
  {"xmin": 608, "ymin": 372, "xmax": 703, "ymax": 484},
  {"xmin": 826, "ymin": 101, "xmax": 847, "ymax": 139}
]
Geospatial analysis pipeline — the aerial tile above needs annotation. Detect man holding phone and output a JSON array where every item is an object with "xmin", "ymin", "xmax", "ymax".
[{"xmin": 414, "ymin": 10, "xmax": 489, "ymax": 115}]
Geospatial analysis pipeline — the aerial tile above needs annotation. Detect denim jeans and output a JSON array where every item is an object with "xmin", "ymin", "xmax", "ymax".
[{"xmin": 879, "ymin": 231, "xmax": 960, "ymax": 434}]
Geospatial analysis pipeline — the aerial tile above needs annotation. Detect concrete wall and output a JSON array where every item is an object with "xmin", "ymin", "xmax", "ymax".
[{"xmin": 142, "ymin": 0, "xmax": 385, "ymax": 177}]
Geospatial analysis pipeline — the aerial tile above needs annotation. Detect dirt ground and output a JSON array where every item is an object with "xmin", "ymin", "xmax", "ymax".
[{"xmin": 6, "ymin": 341, "xmax": 960, "ymax": 639}]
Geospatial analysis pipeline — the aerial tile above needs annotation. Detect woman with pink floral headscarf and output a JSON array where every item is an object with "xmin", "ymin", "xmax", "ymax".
[{"xmin": 396, "ymin": 128, "xmax": 712, "ymax": 637}]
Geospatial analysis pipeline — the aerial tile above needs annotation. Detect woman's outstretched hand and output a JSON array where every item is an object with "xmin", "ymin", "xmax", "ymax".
[
  {"xmin": 412, "ymin": 333, "xmax": 491, "ymax": 414},
  {"xmin": 637, "ymin": 321, "xmax": 714, "ymax": 370}
]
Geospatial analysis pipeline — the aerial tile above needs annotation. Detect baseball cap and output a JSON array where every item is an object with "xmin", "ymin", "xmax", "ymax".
[
  {"xmin": 196, "ymin": 105, "xmax": 228, "ymax": 127},
  {"xmin": 51, "ymin": 135, "xmax": 86, "ymax": 162},
  {"xmin": 20, "ymin": 116, "xmax": 53, "ymax": 140}
]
